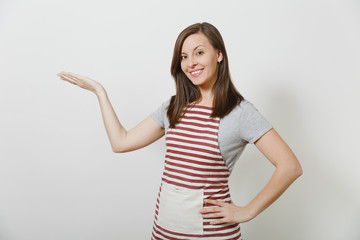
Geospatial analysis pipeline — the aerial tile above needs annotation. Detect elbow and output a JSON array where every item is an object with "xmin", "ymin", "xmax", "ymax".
[
  {"xmin": 290, "ymin": 163, "xmax": 303, "ymax": 180},
  {"xmin": 296, "ymin": 165, "xmax": 303, "ymax": 178},
  {"xmin": 278, "ymin": 161, "xmax": 303, "ymax": 180},
  {"xmin": 112, "ymin": 146, "xmax": 129, "ymax": 153},
  {"xmin": 293, "ymin": 157, "xmax": 303, "ymax": 178},
  {"xmin": 291, "ymin": 167, "xmax": 303, "ymax": 181}
]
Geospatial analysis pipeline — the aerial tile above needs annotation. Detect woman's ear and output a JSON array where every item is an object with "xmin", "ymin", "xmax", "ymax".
[{"xmin": 217, "ymin": 50, "xmax": 223, "ymax": 63}]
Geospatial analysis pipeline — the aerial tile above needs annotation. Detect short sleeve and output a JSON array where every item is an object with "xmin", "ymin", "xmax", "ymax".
[
  {"xmin": 150, "ymin": 99, "xmax": 170, "ymax": 129},
  {"xmin": 238, "ymin": 101, "xmax": 273, "ymax": 144}
]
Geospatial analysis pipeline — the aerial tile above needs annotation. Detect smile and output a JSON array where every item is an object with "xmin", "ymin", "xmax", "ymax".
[{"xmin": 190, "ymin": 69, "xmax": 204, "ymax": 77}]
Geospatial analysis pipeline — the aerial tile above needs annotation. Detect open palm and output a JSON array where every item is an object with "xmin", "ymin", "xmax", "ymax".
[{"xmin": 57, "ymin": 71, "xmax": 102, "ymax": 93}]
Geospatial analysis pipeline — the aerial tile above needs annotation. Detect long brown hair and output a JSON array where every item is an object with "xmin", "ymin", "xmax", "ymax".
[{"xmin": 167, "ymin": 22, "xmax": 244, "ymax": 128}]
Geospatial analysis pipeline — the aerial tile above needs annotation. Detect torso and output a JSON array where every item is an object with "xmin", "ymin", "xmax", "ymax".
[{"xmin": 151, "ymin": 104, "xmax": 242, "ymax": 240}]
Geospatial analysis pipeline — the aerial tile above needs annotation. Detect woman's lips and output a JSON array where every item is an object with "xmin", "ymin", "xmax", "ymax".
[{"xmin": 190, "ymin": 69, "xmax": 204, "ymax": 77}]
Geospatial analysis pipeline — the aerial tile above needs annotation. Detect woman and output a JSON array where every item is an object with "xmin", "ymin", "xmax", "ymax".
[{"xmin": 57, "ymin": 22, "xmax": 302, "ymax": 240}]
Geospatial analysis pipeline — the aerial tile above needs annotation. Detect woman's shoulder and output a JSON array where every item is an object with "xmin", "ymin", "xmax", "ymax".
[
  {"xmin": 222, "ymin": 99, "xmax": 267, "ymax": 125},
  {"xmin": 227, "ymin": 99, "xmax": 252, "ymax": 115},
  {"xmin": 155, "ymin": 97, "xmax": 172, "ymax": 110}
]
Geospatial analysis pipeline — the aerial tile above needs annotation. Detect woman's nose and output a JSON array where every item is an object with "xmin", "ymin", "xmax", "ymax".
[{"xmin": 187, "ymin": 56, "xmax": 197, "ymax": 67}]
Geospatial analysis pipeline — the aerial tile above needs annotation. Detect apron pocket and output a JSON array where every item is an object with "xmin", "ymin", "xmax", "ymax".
[{"xmin": 157, "ymin": 181, "xmax": 204, "ymax": 235}]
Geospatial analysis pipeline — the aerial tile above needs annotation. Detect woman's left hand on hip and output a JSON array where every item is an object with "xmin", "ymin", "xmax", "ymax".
[{"xmin": 199, "ymin": 199, "xmax": 253, "ymax": 224}]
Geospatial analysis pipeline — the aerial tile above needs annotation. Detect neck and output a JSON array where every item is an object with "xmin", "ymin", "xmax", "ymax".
[
  {"xmin": 197, "ymin": 70, "xmax": 218, "ymax": 106},
  {"xmin": 196, "ymin": 87, "xmax": 214, "ymax": 106}
]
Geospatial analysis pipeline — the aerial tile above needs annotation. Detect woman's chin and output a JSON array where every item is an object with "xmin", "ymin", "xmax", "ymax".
[{"xmin": 189, "ymin": 79, "xmax": 205, "ymax": 86}]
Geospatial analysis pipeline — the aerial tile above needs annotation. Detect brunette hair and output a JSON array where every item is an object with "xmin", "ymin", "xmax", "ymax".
[{"xmin": 167, "ymin": 22, "xmax": 244, "ymax": 128}]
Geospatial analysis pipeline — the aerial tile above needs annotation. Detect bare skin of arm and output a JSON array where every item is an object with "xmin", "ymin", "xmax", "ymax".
[
  {"xmin": 57, "ymin": 71, "xmax": 164, "ymax": 153},
  {"xmin": 57, "ymin": 71, "xmax": 302, "ymax": 223},
  {"xmin": 200, "ymin": 128, "xmax": 303, "ymax": 224}
]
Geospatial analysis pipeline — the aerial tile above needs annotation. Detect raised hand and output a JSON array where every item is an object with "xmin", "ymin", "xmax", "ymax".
[{"xmin": 57, "ymin": 71, "xmax": 103, "ymax": 94}]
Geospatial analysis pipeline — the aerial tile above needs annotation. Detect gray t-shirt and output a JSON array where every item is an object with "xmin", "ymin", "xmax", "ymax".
[{"xmin": 150, "ymin": 98, "xmax": 273, "ymax": 172}]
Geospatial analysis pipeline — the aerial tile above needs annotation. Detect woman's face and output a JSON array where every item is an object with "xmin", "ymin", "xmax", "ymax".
[{"xmin": 180, "ymin": 33, "xmax": 223, "ymax": 89}]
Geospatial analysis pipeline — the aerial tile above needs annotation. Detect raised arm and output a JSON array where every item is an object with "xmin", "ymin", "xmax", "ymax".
[
  {"xmin": 57, "ymin": 71, "xmax": 165, "ymax": 153},
  {"xmin": 95, "ymin": 88, "xmax": 164, "ymax": 153}
]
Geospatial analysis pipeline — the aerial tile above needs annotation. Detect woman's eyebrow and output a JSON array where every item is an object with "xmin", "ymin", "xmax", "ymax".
[{"xmin": 181, "ymin": 45, "xmax": 205, "ymax": 54}]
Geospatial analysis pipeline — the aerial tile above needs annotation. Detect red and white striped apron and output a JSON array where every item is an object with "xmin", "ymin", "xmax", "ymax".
[{"xmin": 151, "ymin": 104, "xmax": 242, "ymax": 240}]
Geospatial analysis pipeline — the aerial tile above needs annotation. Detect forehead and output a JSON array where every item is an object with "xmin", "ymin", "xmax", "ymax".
[{"xmin": 181, "ymin": 33, "xmax": 211, "ymax": 52}]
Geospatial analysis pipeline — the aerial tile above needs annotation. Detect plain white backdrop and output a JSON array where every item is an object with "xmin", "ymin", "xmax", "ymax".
[{"xmin": 0, "ymin": 0, "xmax": 359, "ymax": 239}]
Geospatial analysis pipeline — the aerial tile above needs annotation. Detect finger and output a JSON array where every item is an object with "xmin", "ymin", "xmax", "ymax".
[
  {"xmin": 65, "ymin": 72, "xmax": 77, "ymax": 78},
  {"xmin": 58, "ymin": 74, "xmax": 76, "ymax": 84},
  {"xmin": 204, "ymin": 199, "xmax": 227, "ymax": 207},
  {"xmin": 58, "ymin": 72, "xmax": 70, "ymax": 77},
  {"xmin": 66, "ymin": 72, "xmax": 83, "ymax": 80},
  {"xmin": 202, "ymin": 213, "xmax": 223, "ymax": 219},
  {"xmin": 69, "ymin": 72, "xmax": 82, "ymax": 78},
  {"xmin": 210, "ymin": 218, "xmax": 228, "ymax": 225},
  {"xmin": 60, "ymin": 72, "xmax": 84, "ymax": 82},
  {"xmin": 58, "ymin": 71, "xmax": 69, "ymax": 76},
  {"xmin": 62, "ymin": 73, "xmax": 80, "ymax": 83},
  {"xmin": 199, "ymin": 206, "xmax": 221, "ymax": 214},
  {"xmin": 58, "ymin": 73, "xmax": 73, "ymax": 80}
]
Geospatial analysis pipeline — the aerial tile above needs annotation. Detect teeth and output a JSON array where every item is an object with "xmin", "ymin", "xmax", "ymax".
[{"xmin": 191, "ymin": 70, "xmax": 201, "ymax": 74}]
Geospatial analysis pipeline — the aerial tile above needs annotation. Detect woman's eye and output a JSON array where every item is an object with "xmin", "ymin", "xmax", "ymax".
[
  {"xmin": 181, "ymin": 56, "xmax": 187, "ymax": 60},
  {"xmin": 196, "ymin": 51, "xmax": 204, "ymax": 55}
]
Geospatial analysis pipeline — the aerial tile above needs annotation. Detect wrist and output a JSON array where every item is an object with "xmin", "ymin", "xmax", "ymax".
[
  {"xmin": 243, "ymin": 205, "xmax": 257, "ymax": 221},
  {"xmin": 94, "ymin": 85, "xmax": 106, "ymax": 96},
  {"xmin": 234, "ymin": 205, "xmax": 256, "ymax": 223}
]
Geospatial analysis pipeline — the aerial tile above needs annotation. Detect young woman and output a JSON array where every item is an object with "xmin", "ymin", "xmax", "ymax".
[{"xmin": 57, "ymin": 22, "xmax": 302, "ymax": 240}]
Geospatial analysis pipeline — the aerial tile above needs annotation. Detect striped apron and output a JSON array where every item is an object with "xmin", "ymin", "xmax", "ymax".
[{"xmin": 151, "ymin": 104, "xmax": 242, "ymax": 240}]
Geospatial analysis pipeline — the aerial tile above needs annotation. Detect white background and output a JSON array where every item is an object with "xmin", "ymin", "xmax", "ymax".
[{"xmin": 0, "ymin": 0, "xmax": 359, "ymax": 239}]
